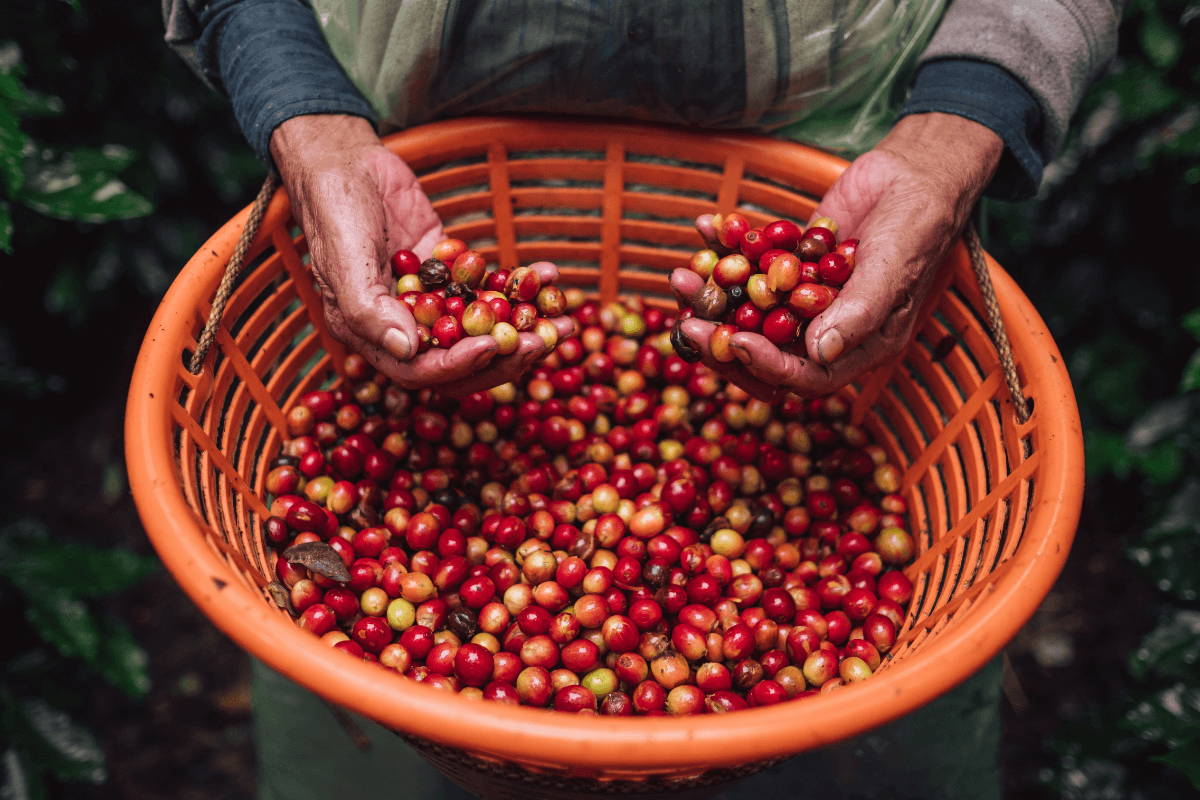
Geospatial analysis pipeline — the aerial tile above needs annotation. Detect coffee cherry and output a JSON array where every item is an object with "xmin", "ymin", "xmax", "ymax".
[
  {"xmin": 733, "ymin": 303, "xmax": 763, "ymax": 332},
  {"xmin": 690, "ymin": 249, "xmax": 719, "ymax": 280},
  {"xmin": 817, "ymin": 252, "xmax": 852, "ymax": 286},
  {"xmin": 713, "ymin": 255, "xmax": 752, "ymax": 289},
  {"xmin": 693, "ymin": 282, "xmax": 729, "ymax": 321},
  {"xmin": 462, "ymin": 301, "xmax": 497, "ymax": 337},
  {"xmin": 745, "ymin": 274, "xmax": 775, "ymax": 310},
  {"xmin": 432, "ymin": 315, "xmax": 463, "ymax": 348},
  {"xmin": 418, "ymin": 258, "xmax": 450, "ymax": 289},
  {"xmin": 505, "ymin": 267, "xmax": 542, "ymax": 303},
  {"xmin": 762, "ymin": 219, "xmax": 802, "ymax": 251},
  {"xmin": 797, "ymin": 228, "xmax": 833, "ymax": 261},
  {"xmin": 536, "ymin": 286, "xmax": 567, "ymax": 317},
  {"xmin": 761, "ymin": 307, "xmax": 799, "ymax": 346},
  {"xmin": 876, "ymin": 527, "xmax": 914, "ymax": 565},
  {"xmin": 739, "ymin": 228, "xmax": 771, "ymax": 262},
  {"xmin": 271, "ymin": 281, "xmax": 917, "ymax": 714},
  {"xmin": 717, "ymin": 213, "xmax": 751, "ymax": 250},
  {"xmin": 709, "ymin": 324, "xmax": 737, "ymax": 363},
  {"xmin": 787, "ymin": 283, "xmax": 836, "ymax": 319},
  {"xmin": 451, "ymin": 251, "xmax": 487, "ymax": 288},
  {"xmin": 766, "ymin": 253, "xmax": 802, "ymax": 293},
  {"xmin": 454, "ymin": 642, "xmax": 495, "ymax": 686},
  {"xmin": 391, "ymin": 249, "xmax": 421, "ymax": 276}
]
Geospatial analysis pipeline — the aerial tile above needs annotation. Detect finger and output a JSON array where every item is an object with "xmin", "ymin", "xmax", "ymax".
[
  {"xmin": 807, "ymin": 157, "xmax": 886, "ymax": 240},
  {"xmin": 803, "ymin": 194, "xmax": 949, "ymax": 366},
  {"xmin": 678, "ymin": 319, "xmax": 778, "ymax": 401},
  {"xmin": 301, "ymin": 166, "xmax": 421, "ymax": 360},
  {"xmin": 374, "ymin": 150, "xmax": 445, "ymax": 259},
  {"xmin": 399, "ymin": 336, "xmax": 501, "ymax": 386},
  {"xmin": 669, "ymin": 269, "xmax": 706, "ymax": 308},
  {"xmin": 528, "ymin": 261, "xmax": 560, "ymax": 286},
  {"xmin": 728, "ymin": 331, "xmax": 843, "ymax": 397},
  {"xmin": 433, "ymin": 333, "xmax": 548, "ymax": 396},
  {"xmin": 730, "ymin": 330, "xmax": 896, "ymax": 396},
  {"xmin": 411, "ymin": 226, "xmax": 444, "ymax": 260},
  {"xmin": 540, "ymin": 315, "xmax": 579, "ymax": 342},
  {"xmin": 326, "ymin": 313, "xmax": 417, "ymax": 388}
]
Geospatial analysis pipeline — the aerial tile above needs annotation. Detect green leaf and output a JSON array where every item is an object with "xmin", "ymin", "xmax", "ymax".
[
  {"xmin": 1084, "ymin": 429, "xmax": 1134, "ymax": 479},
  {"xmin": 0, "ymin": 200, "xmax": 11, "ymax": 253},
  {"xmin": 1146, "ymin": 479, "xmax": 1200, "ymax": 539},
  {"xmin": 1132, "ymin": 440, "xmax": 1185, "ymax": 485},
  {"xmin": 0, "ymin": 72, "xmax": 62, "ymax": 119},
  {"xmin": 1130, "ymin": 610, "xmax": 1200, "ymax": 681},
  {"xmin": 1127, "ymin": 396, "xmax": 1194, "ymax": 451},
  {"xmin": 0, "ymin": 105, "xmax": 27, "ymax": 196},
  {"xmin": 1182, "ymin": 349, "xmax": 1200, "ymax": 392},
  {"xmin": 1184, "ymin": 309, "xmax": 1200, "ymax": 343},
  {"xmin": 1100, "ymin": 64, "xmax": 1185, "ymax": 124},
  {"xmin": 91, "ymin": 615, "xmax": 150, "ymax": 698},
  {"xmin": 2, "ymin": 747, "xmax": 49, "ymax": 800},
  {"xmin": 1140, "ymin": 8, "xmax": 1183, "ymax": 69},
  {"xmin": 0, "ymin": 533, "xmax": 157, "ymax": 598},
  {"xmin": 1153, "ymin": 737, "xmax": 1200, "ymax": 790},
  {"xmin": 2, "ymin": 698, "xmax": 105, "ymax": 784},
  {"xmin": 23, "ymin": 589, "xmax": 100, "ymax": 664},
  {"xmin": 1123, "ymin": 684, "xmax": 1200, "ymax": 748},
  {"xmin": 15, "ymin": 146, "xmax": 151, "ymax": 223},
  {"xmin": 1129, "ymin": 528, "xmax": 1200, "ymax": 602}
]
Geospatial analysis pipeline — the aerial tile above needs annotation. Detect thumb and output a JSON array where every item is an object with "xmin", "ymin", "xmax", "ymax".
[
  {"xmin": 669, "ymin": 268, "xmax": 706, "ymax": 308},
  {"xmin": 321, "ymin": 234, "xmax": 419, "ymax": 360},
  {"xmin": 803, "ymin": 201, "xmax": 937, "ymax": 364}
]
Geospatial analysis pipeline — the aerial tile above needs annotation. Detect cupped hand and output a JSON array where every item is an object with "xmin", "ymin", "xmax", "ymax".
[
  {"xmin": 672, "ymin": 113, "xmax": 1003, "ymax": 399},
  {"xmin": 271, "ymin": 114, "xmax": 573, "ymax": 396}
]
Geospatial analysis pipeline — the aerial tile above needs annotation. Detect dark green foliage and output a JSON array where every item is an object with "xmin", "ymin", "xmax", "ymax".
[
  {"xmin": 1, "ymin": 521, "xmax": 157, "ymax": 795},
  {"xmin": 987, "ymin": 2, "xmax": 1200, "ymax": 793}
]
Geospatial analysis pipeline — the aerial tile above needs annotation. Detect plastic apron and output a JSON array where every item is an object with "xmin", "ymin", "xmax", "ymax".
[
  {"xmin": 253, "ymin": 5, "xmax": 1005, "ymax": 799},
  {"xmin": 310, "ymin": 0, "xmax": 948, "ymax": 157}
]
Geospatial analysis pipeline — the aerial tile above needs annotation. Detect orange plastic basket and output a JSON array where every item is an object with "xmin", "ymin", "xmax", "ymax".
[{"xmin": 126, "ymin": 117, "xmax": 1083, "ymax": 798}]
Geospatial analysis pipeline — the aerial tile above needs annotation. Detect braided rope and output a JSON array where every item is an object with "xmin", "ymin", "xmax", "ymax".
[
  {"xmin": 965, "ymin": 222, "xmax": 1031, "ymax": 423},
  {"xmin": 187, "ymin": 172, "xmax": 279, "ymax": 374}
]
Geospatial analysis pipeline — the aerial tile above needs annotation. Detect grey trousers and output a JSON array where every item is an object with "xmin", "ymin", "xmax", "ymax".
[{"xmin": 253, "ymin": 658, "xmax": 1001, "ymax": 800}]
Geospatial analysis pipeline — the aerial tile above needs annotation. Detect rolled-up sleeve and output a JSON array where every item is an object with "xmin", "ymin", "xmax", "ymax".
[
  {"xmin": 914, "ymin": 0, "xmax": 1124, "ymax": 163},
  {"xmin": 163, "ymin": 0, "xmax": 376, "ymax": 164}
]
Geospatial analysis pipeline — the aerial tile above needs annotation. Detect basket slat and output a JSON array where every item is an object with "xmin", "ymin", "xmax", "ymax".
[{"xmin": 126, "ymin": 118, "xmax": 1083, "ymax": 792}]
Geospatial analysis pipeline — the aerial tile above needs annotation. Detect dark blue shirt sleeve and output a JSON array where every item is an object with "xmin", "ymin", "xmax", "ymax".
[
  {"xmin": 900, "ymin": 58, "xmax": 1045, "ymax": 201},
  {"xmin": 196, "ymin": 0, "xmax": 377, "ymax": 164}
]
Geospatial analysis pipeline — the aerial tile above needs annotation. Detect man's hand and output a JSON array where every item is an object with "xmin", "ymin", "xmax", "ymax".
[
  {"xmin": 271, "ymin": 114, "xmax": 573, "ymax": 396},
  {"xmin": 671, "ymin": 113, "xmax": 1003, "ymax": 399}
]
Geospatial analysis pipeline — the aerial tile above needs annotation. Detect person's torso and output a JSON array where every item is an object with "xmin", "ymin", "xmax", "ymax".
[{"xmin": 311, "ymin": 0, "xmax": 946, "ymax": 155}]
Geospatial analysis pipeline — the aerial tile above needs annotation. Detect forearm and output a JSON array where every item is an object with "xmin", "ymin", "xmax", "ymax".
[
  {"xmin": 192, "ymin": 0, "xmax": 376, "ymax": 163},
  {"xmin": 270, "ymin": 115, "xmax": 381, "ymax": 184}
]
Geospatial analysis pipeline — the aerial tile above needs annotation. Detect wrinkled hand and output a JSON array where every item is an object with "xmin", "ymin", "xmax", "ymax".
[
  {"xmin": 671, "ymin": 113, "xmax": 1003, "ymax": 399},
  {"xmin": 271, "ymin": 115, "xmax": 573, "ymax": 396}
]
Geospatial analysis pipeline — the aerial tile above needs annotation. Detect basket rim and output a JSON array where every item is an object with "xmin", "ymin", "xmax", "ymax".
[{"xmin": 125, "ymin": 116, "xmax": 1084, "ymax": 772}]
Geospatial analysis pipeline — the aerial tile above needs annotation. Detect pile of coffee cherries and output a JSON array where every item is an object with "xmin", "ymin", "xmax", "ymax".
[
  {"xmin": 683, "ymin": 212, "xmax": 857, "ymax": 360},
  {"xmin": 265, "ymin": 290, "xmax": 917, "ymax": 715},
  {"xmin": 391, "ymin": 240, "xmax": 563, "ymax": 353}
]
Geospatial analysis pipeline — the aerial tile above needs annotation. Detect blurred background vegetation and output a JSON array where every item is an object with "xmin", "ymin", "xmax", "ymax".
[{"xmin": 1, "ymin": 1, "xmax": 1197, "ymax": 797}]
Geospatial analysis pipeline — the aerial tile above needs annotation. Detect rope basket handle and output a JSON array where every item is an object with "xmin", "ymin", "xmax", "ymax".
[
  {"xmin": 964, "ymin": 220, "xmax": 1031, "ymax": 423},
  {"xmin": 187, "ymin": 171, "xmax": 278, "ymax": 374},
  {"xmin": 187, "ymin": 174, "xmax": 1031, "ymax": 423}
]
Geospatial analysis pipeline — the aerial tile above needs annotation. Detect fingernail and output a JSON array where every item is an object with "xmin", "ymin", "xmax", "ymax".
[
  {"xmin": 730, "ymin": 341, "xmax": 752, "ymax": 365},
  {"xmin": 383, "ymin": 328, "xmax": 412, "ymax": 359},
  {"xmin": 817, "ymin": 329, "xmax": 844, "ymax": 363},
  {"xmin": 670, "ymin": 326, "xmax": 702, "ymax": 363}
]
